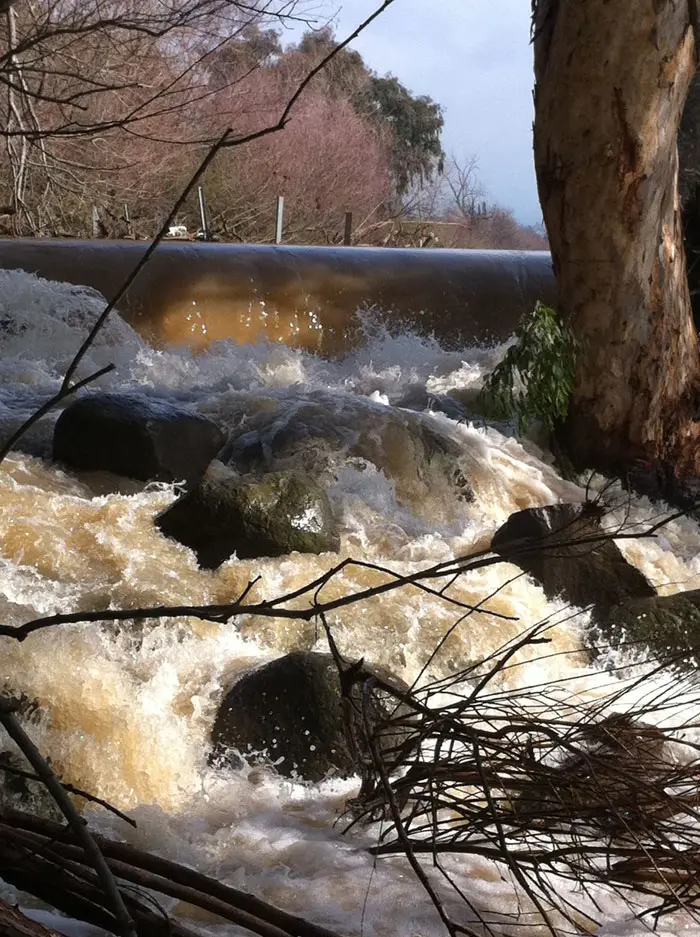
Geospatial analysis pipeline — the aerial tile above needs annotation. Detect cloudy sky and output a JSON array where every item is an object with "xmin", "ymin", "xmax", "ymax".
[{"xmin": 297, "ymin": 0, "xmax": 540, "ymax": 224}]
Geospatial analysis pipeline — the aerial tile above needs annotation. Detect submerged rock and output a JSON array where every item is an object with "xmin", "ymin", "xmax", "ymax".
[
  {"xmin": 491, "ymin": 503, "xmax": 655, "ymax": 614},
  {"xmin": 156, "ymin": 461, "xmax": 339, "ymax": 568},
  {"xmin": 219, "ymin": 394, "xmax": 474, "ymax": 512},
  {"xmin": 53, "ymin": 393, "xmax": 225, "ymax": 487},
  {"xmin": 394, "ymin": 385, "xmax": 471, "ymax": 422},
  {"xmin": 210, "ymin": 651, "xmax": 413, "ymax": 782},
  {"xmin": 593, "ymin": 589, "xmax": 700, "ymax": 667}
]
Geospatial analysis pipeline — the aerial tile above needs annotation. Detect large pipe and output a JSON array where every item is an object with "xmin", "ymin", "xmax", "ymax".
[{"xmin": 0, "ymin": 240, "xmax": 555, "ymax": 353}]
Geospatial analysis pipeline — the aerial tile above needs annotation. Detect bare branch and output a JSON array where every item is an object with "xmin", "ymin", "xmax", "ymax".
[
  {"xmin": 0, "ymin": 511, "xmax": 688, "ymax": 644},
  {"xmin": 0, "ymin": 808, "xmax": 345, "ymax": 937},
  {"xmin": 0, "ymin": 702, "xmax": 137, "ymax": 937}
]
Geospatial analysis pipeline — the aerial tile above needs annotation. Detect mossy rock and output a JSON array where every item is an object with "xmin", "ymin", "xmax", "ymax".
[
  {"xmin": 593, "ymin": 589, "xmax": 700, "ymax": 668},
  {"xmin": 210, "ymin": 651, "xmax": 413, "ymax": 782},
  {"xmin": 219, "ymin": 394, "xmax": 474, "ymax": 510},
  {"xmin": 156, "ymin": 461, "xmax": 339, "ymax": 568}
]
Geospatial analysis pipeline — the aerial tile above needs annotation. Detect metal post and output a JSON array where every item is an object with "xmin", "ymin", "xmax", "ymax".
[
  {"xmin": 343, "ymin": 211, "xmax": 353, "ymax": 246},
  {"xmin": 275, "ymin": 195, "xmax": 284, "ymax": 244},
  {"xmin": 197, "ymin": 185, "xmax": 210, "ymax": 241},
  {"xmin": 123, "ymin": 203, "xmax": 133, "ymax": 239}
]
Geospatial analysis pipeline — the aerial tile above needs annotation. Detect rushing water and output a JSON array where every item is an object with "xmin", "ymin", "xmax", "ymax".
[
  {"xmin": 2, "ymin": 268, "xmax": 700, "ymax": 937},
  {"xmin": 0, "ymin": 240, "xmax": 555, "ymax": 352}
]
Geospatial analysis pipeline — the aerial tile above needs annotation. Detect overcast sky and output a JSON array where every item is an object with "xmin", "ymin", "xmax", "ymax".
[{"xmin": 296, "ymin": 0, "xmax": 540, "ymax": 225}]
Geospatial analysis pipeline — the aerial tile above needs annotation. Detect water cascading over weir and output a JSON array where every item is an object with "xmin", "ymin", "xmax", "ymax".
[
  {"xmin": 0, "ymin": 240, "xmax": 555, "ymax": 351},
  {"xmin": 4, "ymin": 238, "xmax": 700, "ymax": 936}
]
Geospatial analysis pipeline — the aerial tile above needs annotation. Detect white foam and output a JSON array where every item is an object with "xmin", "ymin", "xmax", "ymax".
[{"xmin": 0, "ymin": 268, "xmax": 698, "ymax": 936}]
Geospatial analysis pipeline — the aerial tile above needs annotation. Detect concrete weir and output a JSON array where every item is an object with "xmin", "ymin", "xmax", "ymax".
[{"xmin": 0, "ymin": 239, "xmax": 555, "ymax": 353}]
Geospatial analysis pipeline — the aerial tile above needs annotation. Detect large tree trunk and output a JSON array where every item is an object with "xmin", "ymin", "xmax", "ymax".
[
  {"xmin": 533, "ymin": 0, "xmax": 700, "ymax": 492},
  {"xmin": 679, "ymin": 71, "xmax": 700, "ymax": 332}
]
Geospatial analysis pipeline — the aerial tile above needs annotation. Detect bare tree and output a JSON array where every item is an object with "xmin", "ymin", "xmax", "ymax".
[
  {"xmin": 0, "ymin": 0, "xmax": 316, "ymax": 233},
  {"xmin": 357, "ymin": 154, "xmax": 546, "ymax": 250},
  {"xmin": 442, "ymin": 154, "xmax": 484, "ymax": 220}
]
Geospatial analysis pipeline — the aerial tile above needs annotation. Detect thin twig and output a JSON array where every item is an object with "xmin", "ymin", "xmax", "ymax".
[
  {"xmin": 60, "ymin": 128, "xmax": 232, "ymax": 392},
  {"xmin": 60, "ymin": 0, "xmax": 396, "ymax": 393},
  {"xmin": 0, "ymin": 762, "xmax": 136, "ymax": 827}
]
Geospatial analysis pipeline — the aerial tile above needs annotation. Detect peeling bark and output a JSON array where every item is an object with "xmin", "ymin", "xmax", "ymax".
[
  {"xmin": 533, "ymin": 0, "xmax": 700, "ymax": 488},
  {"xmin": 0, "ymin": 899, "xmax": 61, "ymax": 937}
]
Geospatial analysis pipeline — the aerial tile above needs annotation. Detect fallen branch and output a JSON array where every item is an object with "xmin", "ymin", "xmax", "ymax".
[
  {"xmin": 0, "ymin": 703, "xmax": 137, "ymax": 937},
  {"xmin": 0, "ymin": 510, "xmax": 686, "ymax": 643},
  {"xmin": 0, "ymin": 808, "xmax": 344, "ymax": 937}
]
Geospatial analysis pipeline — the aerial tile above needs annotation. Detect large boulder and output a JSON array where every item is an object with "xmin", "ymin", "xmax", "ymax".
[
  {"xmin": 210, "ymin": 651, "xmax": 414, "ymax": 783},
  {"xmin": 219, "ymin": 393, "xmax": 473, "ymax": 512},
  {"xmin": 592, "ymin": 589, "xmax": 700, "ymax": 667},
  {"xmin": 53, "ymin": 393, "xmax": 225, "ymax": 487},
  {"xmin": 490, "ymin": 503, "xmax": 655, "ymax": 614},
  {"xmin": 156, "ymin": 461, "xmax": 339, "ymax": 568}
]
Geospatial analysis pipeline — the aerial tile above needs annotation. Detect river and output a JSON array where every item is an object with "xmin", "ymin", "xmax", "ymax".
[{"xmin": 1, "ymin": 265, "xmax": 699, "ymax": 937}]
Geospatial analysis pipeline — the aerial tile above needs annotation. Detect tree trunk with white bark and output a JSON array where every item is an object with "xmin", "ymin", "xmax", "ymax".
[{"xmin": 533, "ymin": 0, "xmax": 700, "ymax": 496}]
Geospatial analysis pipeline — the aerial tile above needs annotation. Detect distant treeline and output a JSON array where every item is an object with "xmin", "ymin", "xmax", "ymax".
[{"xmin": 0, "ymin": 4, "xmax": 546, "ymax": 249}]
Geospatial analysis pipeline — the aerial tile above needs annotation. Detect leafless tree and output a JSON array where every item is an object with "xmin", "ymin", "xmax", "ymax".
[
  {"xmin": 354, "ymin": 154, "xmax": 547, "ymax": 250},
  {"xmin": 0, "ymin": 0, "xmax": 317, "ymax": 233}
]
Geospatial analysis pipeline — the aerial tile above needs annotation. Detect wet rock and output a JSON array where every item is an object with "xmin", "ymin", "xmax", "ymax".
[
  {"xmin": 156, "ymin": 461, "xmax": 339, "ymax": 568},
  {"xmin": 592, "ymin": 589, "xmax": 700, "ymax": 667},
  {"xmin": 210, "ymin": 651, "xmax": 413, "ymax": 782},
  {"xmin": 53, "ymin": 393, "xmax": 225, "ymax": 487},
  {"xmin": 394, "ymin": 385, "xmax": 470, "ymax": 422},
  {"xmin": 220, "ymin": 393, "xmax": 473, "ymax": 510},
  {"xmin": 490, "ymin": 503, "xmax": 655, "ymax": 614}
]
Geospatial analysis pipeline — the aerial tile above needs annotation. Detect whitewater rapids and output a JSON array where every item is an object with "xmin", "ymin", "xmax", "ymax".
[{"xmin": 1, "ymin": 269, "xmax": 700, "ymax": 937}]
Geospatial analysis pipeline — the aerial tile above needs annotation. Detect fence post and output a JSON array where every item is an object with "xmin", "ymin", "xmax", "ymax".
[
  {"xmin": 275, "ymin": 195, "xmax": 284, "ymax": 244},
  {"xmin": 197, "ymin": 185, "xmax": 210, "ymax": 241},
  {"xmin": 91, "ymin": 205, "xmax": 104, "ymax": 239},
  {"xmin": 123, "ymin": 203, "xmax": 133, "ymax": 239},
  {"xmin": 343, "ymin": 211, "xmax": 353, "ymax": 246}
]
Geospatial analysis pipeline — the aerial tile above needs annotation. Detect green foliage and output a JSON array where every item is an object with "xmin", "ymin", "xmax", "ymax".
[
  {"xmin": 479, "ymin": 302, "xmax": 577, "ymax": 433},
  {"xmin": 207, "ymin": 25, "xmax": 282, "ymax": 88},
  {"xmin": 353, "ymin": 75, "xmax": 445, "ymax": 194},
  {"xmin": 293, "ymin": 30, "xmax": 445, "ymax": 195},
  {"xmin": 297, "ymin": 27, "xmax": 367, "ymax": 94}
]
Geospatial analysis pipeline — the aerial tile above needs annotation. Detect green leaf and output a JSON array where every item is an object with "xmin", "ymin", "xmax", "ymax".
[{"xmin": 478, "ymin": 302, "xmax": 578, "ymax": 433}]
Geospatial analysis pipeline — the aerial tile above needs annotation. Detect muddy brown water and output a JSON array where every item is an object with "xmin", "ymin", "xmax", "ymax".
[
  {"xmin": 3, "ymin": 241, "xmax": 700, "ymax": 937},
  {"xmin": 0, "ymin": 239, "xmax": 554, "ymax": 352}
]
